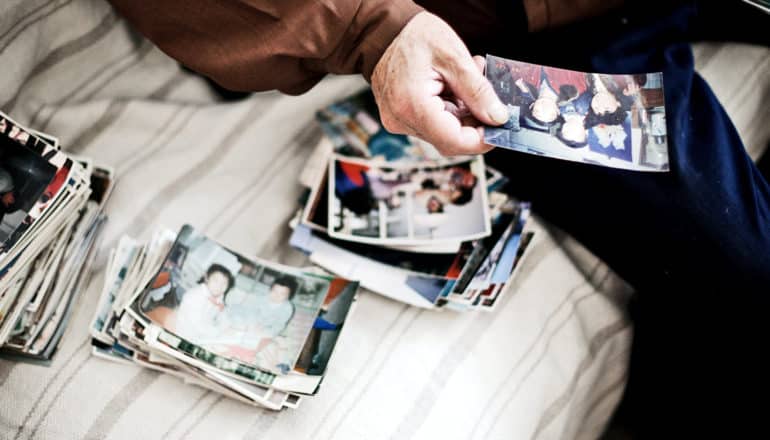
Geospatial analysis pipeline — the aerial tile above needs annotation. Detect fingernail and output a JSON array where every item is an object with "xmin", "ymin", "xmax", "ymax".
[{"xmin": 489, "ymin": 102, "xmax": 509, "ymax": 125}]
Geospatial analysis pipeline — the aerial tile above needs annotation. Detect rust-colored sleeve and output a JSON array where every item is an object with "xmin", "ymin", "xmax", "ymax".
[{"xmin": 107, "ymin": 0, "xmax": 423, "ymax": 95}]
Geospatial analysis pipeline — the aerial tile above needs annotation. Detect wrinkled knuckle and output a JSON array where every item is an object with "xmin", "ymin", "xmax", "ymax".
[
  {"xmin": 392, "ymin": 96, "xmax": 417, "ymax": 121},
  {"xmin": 468, "ymin": 80, "xmax": 490, "ymax": 103},
  {"xmin": 380, "ymin": 113, "xmax": 400, "ymax": 133},
  {"xmin": 434, "ymin": 142, "xmax": 459, "ymax": 157}
]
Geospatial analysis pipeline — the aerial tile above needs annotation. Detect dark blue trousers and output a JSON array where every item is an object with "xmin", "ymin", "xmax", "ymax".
[{"xmin": 483, "ymin": 1, "xmax": 770, "ymax": 434}]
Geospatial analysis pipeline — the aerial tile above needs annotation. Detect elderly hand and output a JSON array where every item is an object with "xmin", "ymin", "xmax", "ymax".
[{"xmin": 371, "ymin": 11, "xmax": 508, "ymax": 156}]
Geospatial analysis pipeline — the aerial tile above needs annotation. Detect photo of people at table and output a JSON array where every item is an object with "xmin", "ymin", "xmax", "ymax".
[
  {"xmin": 484, "ymin": 55, "xmax": 669, "ymax": 171},
  {"xmin": 329, "ymin": 156, "xmax": 490, "ymax": 245}
]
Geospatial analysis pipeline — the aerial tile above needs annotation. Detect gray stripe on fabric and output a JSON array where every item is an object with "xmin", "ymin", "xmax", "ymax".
[
  {"xmin": 734, "ymin": 58, "xmax": 770, "ymax": 144},
  {"xmin": 244, "ymin": 410, "xmax": 281, "ymax": 439},
  {"xmin": 574, "ymin": 352, "xmax": 630, "ymax": 439},
  {"xmin": 721, "ymin": 55, "xmax": 770, "ymax": 111},
  {"xmin": 0, "ymin": 337, "xmax": 89, "ymax": 413},
  {"xmin": 693, "ymin": 43, "xmax": 724, "ymax": 72},
  {"xmin": 304, "ymin": 304, "xmax": 411, "ymax": 438},
  {"xmin": 81, "ymin": 369, "xmax": 160, "ymax": 440},
  {"xmin": 468, "ymin": 276, "xmax": 602, "ymax": 440},
  {"xmin": 118, "ymin": 98, "xmax": 281, "ymax": 238},
  {"xmin": 323, "ymin": 308, "xmax": 423, "ymax": 440},
  {"xmin": 67, "ymin": 100, "xmax": 130, "ymax": 154},
  {"xmin": 147, "ymin": 68, "xmax": 187, "ymax": 101},
  {"xmin": 177, "ymin": 396, "xmax": 225, "ymax": 440},
  {"xmin": 1, "ymin": 10, "xmax": 120, "ymax": 112},
  {"xmin": 0, "ymin": 360, "xmax": 13, "ymax": 389},
  {"xmin": 115, "ymin": 107, "xmax": 198, "ymax": 175},
  {"xmin": 159, "ymin": 390, "xmax": 213, "ymax": 440},
  {"xmin": 0, "ymin": 0, "xmax": 55, "ymax": 44},
  {"xmin": 36, "ymin": 40, "xmax": 156, "ymax": 132},
  {"xmin": 531, "ymin": 320, "xmax": 629, "ymax": 439},
  {"xmin": 391, "ymin": 239, "xmax": 555, "ymax": 440},
  {"xmin": 0, "ymin": 0, "xmax": 74, "ymax": 54},
  {"xmin": 11, "ymin": 340, "xmax": 91, "ymax": 440},
  {"xmin": 206, "ymin": 124, "xmax": 323, "ymax": 235},
  {"xmin": 475, "ymin": 277, "xmax": 612, "ymax": 440},
  {"xmin": 67, "ymin": 68, "xmax": 190, "ymax": 154},
  {"xmin": 66, "ymin": 68, "xmax": 188, "ymax": 155}
]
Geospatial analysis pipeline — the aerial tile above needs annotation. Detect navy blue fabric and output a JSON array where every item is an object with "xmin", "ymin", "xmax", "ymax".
[
  {"xmin": 483, "ymin": 1, "xmax": 769, "ymax": 433},
  {"xmin": 487, "ymin": 3, "xmax": 770, "ymax": 293}
]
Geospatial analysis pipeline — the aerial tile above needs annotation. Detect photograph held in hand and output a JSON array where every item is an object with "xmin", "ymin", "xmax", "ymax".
[{"xmin": 484, "ymin": 54, "xmax": 669, "ymax": 171}]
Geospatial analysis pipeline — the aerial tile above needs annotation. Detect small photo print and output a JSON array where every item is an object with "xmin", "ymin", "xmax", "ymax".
[
  {"xmin": 135, "ymin": 225, "xmax": 331, "ymax": 375},
  {"xmin": 484, "ymin": 54, "xmax": 669, "ymax": 172},
  {"xmin": 316, "ymin": 89, "xmax": 443, "ymax": 162},
  {"xmin": 328, "ymin": 156, "xmax": 491, "ymax": 245},
  {"xmin": 0, "ymin": 135, "xmax": 57, "ymax": 245}
]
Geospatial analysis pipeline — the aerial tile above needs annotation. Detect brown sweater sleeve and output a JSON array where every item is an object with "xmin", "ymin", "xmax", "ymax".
[{"xmin": 107, "ymin": 0, "xmax": 423, "ymax": 95}]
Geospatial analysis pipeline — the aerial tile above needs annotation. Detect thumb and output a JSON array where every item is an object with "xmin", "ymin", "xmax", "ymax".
[{"xmin": 444, "ymin": 56, "xmax": 509, "ymax": 126}]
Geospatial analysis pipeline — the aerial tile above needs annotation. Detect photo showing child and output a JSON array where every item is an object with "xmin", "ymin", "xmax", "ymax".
[
  {"xmin": 136, "ymin": 225, "xmax": 330, "ymax": 375},
  {"xmin": 217, "ymin": 275, "xmax": 298, "ymax": 372},
  {"xmin": 173, "ymin": 264, "xmax": 235, "ymax": 342}
]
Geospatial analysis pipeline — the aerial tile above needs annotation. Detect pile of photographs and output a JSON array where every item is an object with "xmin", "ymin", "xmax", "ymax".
[
  {"xmin": 290, "ymin": 89, "xmax": 535, "ymax": 311},
  {"xmin": 0, "ymin": 111, "xmax": 114, "ymax": 363},
  {"xmin": 484, "ymin": 54, "xmax": 669, "ymax": 171},
  {"xmin": 90, "ymin": 224, "xmax": 360, "ymax": 410}
]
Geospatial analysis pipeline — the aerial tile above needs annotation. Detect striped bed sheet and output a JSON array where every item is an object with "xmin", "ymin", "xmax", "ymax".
[{"xmin": 0, "ymin": 1, "xmax": 767, "ymax": 439}]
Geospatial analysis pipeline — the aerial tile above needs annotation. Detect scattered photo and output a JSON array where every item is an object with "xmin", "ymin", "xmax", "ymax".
[
  {"xmin": 0, "ymin": 111, "xmax": 105, "ymax": 364},
  {"xmin": 316, "ymin": 89, "xmax": 443, "ymax": 162},
  {"xmin": 328, "ymin": 156, "xmax": 491, "ymax": 245},
  {"xmin": 134, "ymin": 225, "xmax": 333, "ymax": 375},
  {"xmin": 0, "ymin": 135, "xmax": 57, "ymax": 245},
  {"xmin": 294, "ymin": 278, "xmax": 357, "ymax": 376},
  {"xmin": 484, "ymin": 54, "xmax": 669, "ymax": 172},
  {"xmin": 0, "ymin": 115, "xmax": 50, "ymax": 153}
]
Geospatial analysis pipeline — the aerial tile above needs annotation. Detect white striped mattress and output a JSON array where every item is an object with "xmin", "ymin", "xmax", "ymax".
[{"xmin": 0, "ymin": 1, "xmax": 768, "ymax": 439}]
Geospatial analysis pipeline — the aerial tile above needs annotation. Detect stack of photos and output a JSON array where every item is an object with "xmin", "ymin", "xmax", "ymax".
[
  {"xmin": 484, "ymin": 54, "xmax": 670, "ymax": 171},
  {"xmin": 0, "ymin": 111, "xmax": 113, "ymax": 363},
  {"xmin": 90, "ymin": 225, "xmax": 360, "ymax": 410},
  {"xmin": 289, "ymin": 91, "xmax": 536, "ymax": 311}
]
